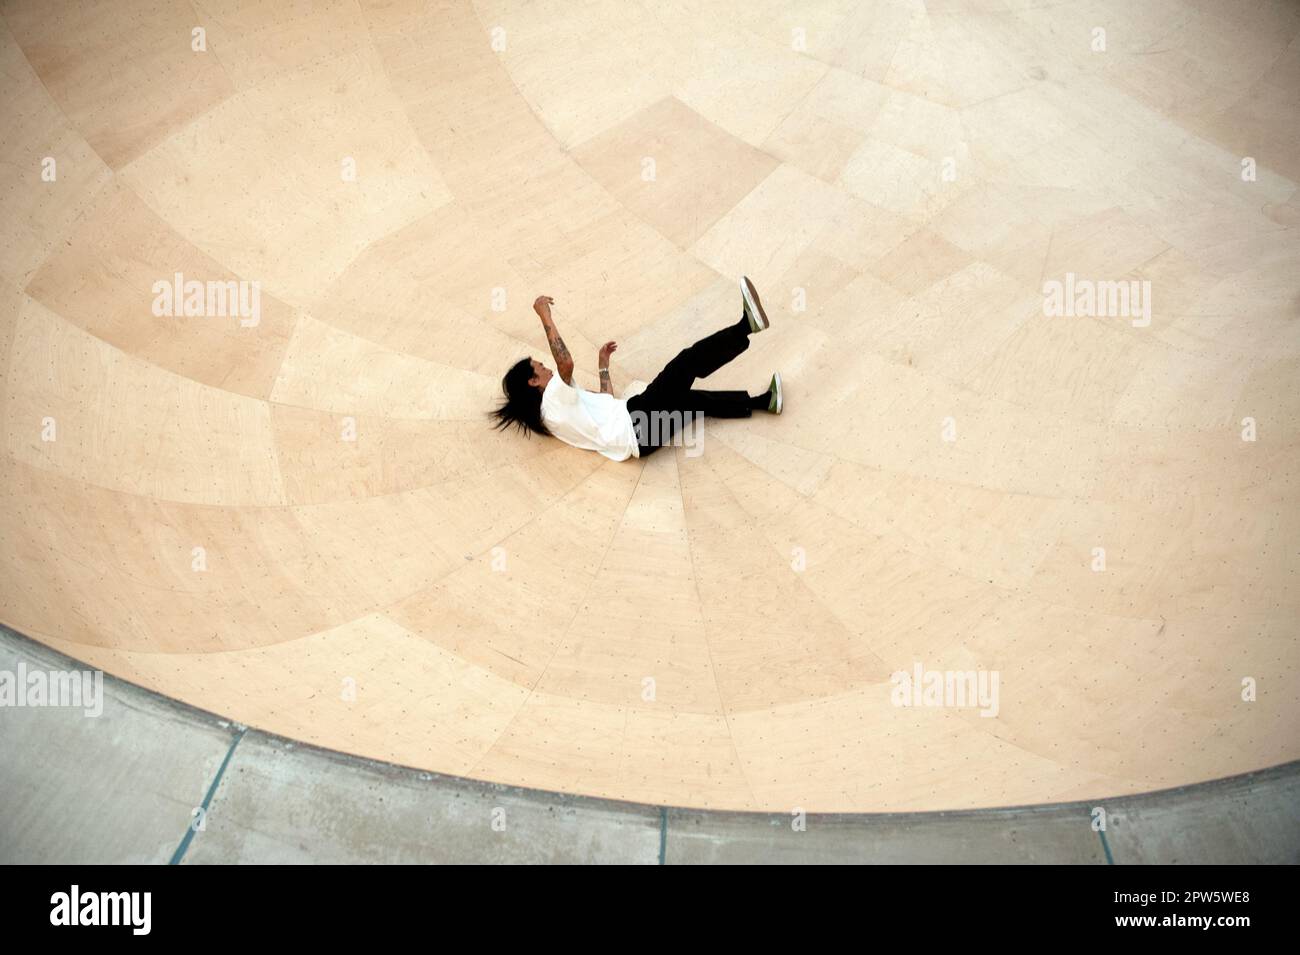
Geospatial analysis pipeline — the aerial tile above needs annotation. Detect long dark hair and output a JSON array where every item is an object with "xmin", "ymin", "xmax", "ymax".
[{"xmin": 490, "ymin": 358, "xmax": 550, "ymax": 437}]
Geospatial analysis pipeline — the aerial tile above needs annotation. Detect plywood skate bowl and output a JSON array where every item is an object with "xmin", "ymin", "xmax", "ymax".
[{"xmin": 2, "ymin": 0, "xmax": 1298, "ymax": 813}]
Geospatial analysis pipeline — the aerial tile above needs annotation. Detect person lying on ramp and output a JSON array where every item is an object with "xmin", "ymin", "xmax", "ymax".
[{"xmin": 491, "ymin": 277, "xmax": 783, "ymax": 461}]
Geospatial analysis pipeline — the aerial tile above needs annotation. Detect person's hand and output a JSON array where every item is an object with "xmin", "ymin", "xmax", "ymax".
[
  {"xmin": 533, "ymin": 295, "xmax": 554, "ymax": 319},
  {"xmin": 598, "ymin": 341, "xmax": 617, "ymax": 366}
]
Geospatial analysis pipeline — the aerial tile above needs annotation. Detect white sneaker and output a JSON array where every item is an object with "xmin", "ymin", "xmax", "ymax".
[{"xmin": 741, "ymin": 276, "xmax": 769, "ymax": 333}]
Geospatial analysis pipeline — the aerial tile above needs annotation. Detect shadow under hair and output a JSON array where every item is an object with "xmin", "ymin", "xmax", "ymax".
[{"xmin": 490, "ymin": 357, "xmax": 551, "ymax": 437}]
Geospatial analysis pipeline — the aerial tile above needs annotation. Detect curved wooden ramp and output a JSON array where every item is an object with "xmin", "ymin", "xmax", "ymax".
[{"xmin": 1, "ymin": 0, "xmax": 1297, "ymax": 811}]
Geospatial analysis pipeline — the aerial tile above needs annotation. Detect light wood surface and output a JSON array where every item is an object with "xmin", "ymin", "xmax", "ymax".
[{"xmin": 1, "ymin": 0, "xmax": 1297, "ymax": 811}]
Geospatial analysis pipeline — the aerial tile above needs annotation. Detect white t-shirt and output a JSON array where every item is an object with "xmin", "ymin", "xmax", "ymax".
[{"xmin": 540, "ymin": 376, "xmax": 640, "ymax": 461}]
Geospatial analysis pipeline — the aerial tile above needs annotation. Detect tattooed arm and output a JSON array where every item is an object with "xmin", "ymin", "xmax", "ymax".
[
  {"xmin": 598, "ymin": 341, "xmax": 617, "ymax": 394},
  {"xmin": 533, "ymin": 295, "xmax": 574, "ymax": 385}
]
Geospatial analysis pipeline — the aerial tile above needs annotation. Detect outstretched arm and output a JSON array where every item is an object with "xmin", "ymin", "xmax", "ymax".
[
  {"xmin": 533, "ymin": 295, "xmax": 573, "ymax": 385},
  {"xmin": 598, "ymin": 341, "xmax": 617, "ymax": 394}
]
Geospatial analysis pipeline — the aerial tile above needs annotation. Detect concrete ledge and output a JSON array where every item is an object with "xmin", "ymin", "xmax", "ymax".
[
  {"xmin": 184, "ymin": 732, "xmax": 662, "ymax": 864},
  {"xmin": 2, "ymin": 625, "xmax": 1297, "ymax": 864}
]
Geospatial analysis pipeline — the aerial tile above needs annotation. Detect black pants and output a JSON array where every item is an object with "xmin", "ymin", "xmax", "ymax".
[{"xmin": 626, "ymin": 316, "xmax": 753, "ymax": 456}]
